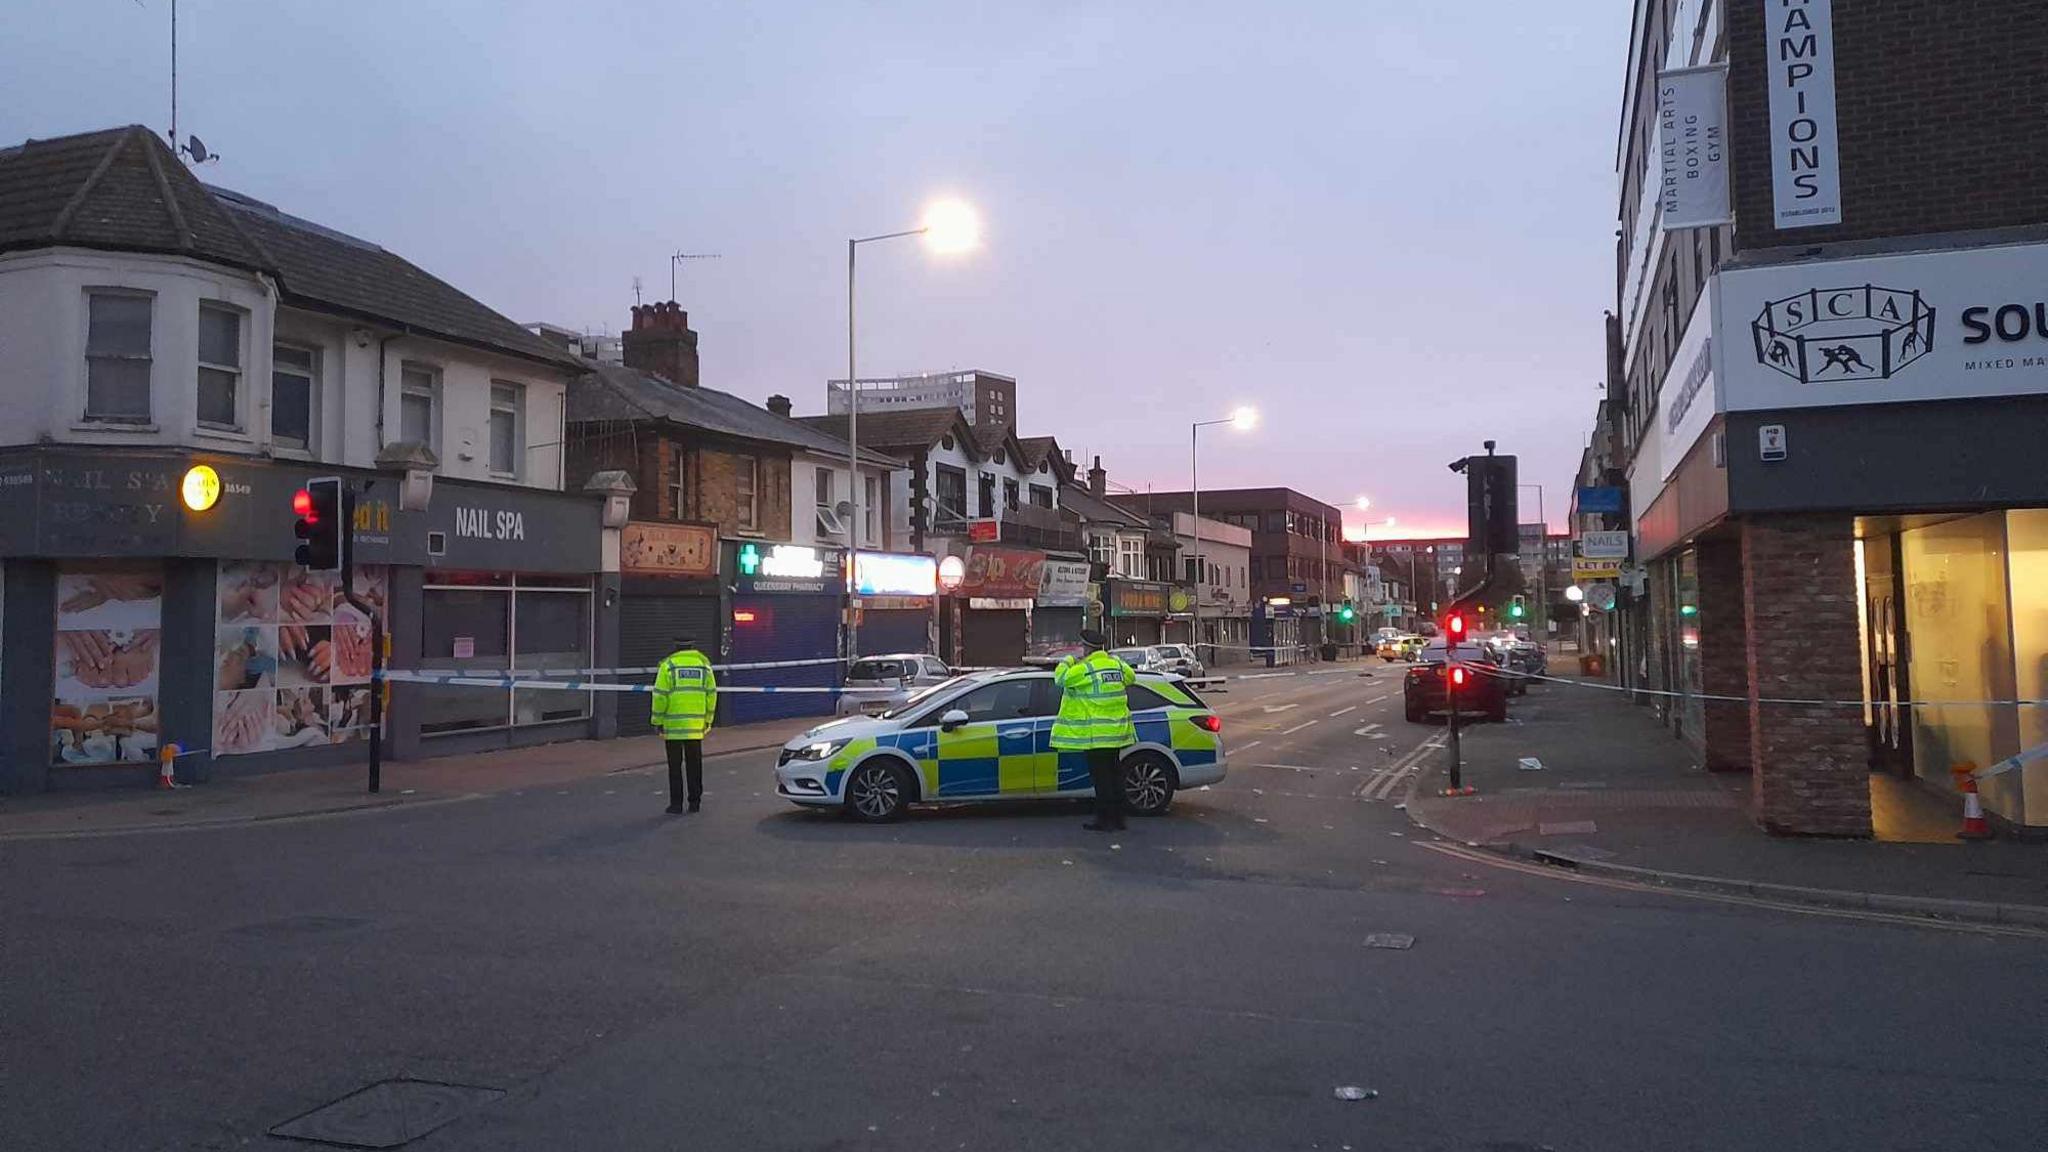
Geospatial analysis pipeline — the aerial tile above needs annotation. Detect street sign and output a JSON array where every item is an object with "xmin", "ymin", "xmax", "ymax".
[
  {"xmin": 1585, "ymin": 583, "xmax": 1617, "ymax": 611},
  {"xmin": 1577, "ymin": 486, "xmax": 1625, "ymax": 514},
  {"xmin": 1290, "ymin": 582, "xmax": 1308, "ymax": 594},
  {"xmin": 1759, "ymin": 424, "xmax": 1788, "ymax": 462}
]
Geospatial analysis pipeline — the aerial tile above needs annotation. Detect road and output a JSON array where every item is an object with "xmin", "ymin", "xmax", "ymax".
[{"xmin": 6, "ymin": 664, "xmax": 2046, "ymax": 1151}]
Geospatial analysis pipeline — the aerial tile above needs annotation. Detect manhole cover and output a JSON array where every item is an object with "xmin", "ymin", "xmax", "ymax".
[{"xmin": 269, "ymin": 1079, "xmax": 503, "ymax": 1148}]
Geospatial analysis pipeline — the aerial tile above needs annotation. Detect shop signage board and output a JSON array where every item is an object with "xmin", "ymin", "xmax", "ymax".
[
  {"xmin": 1765, "ymin": 0, "xmax": 1841, "ymax": 229},
  {"xmin": 967, "ymin": 519, "xmax": 1000, "ymax": 543},
  {"xmin": 1110, "ymin": 580, "xmax": 1172, "ymax": 617},
  {"xmin": 957, "ymin": 546, "xmax": 1046, "ymax": 599},
  {"xmin": 1037, "ymin": 559, "xmax": 1092, "ymax": 608},
  {"xmin": 1574, "ymin": 559, "xmax": 1624, "ymax": 580},
  {"xmin": 622, "ymin": 521, "xmax": 718, "ymax": 578},
  {"xmin": 1660, "ymin": 290, "xmax": 1717, "ymax": 481},
  {"xmin": 1576, "ymin": 486, "xmax": 1625, "ymax": 514},
  {"xmin": 1657, "ymin": 63, "xmax": 1731, "ymax": 230},
  {"xmin": 1717, "ymin": 240, "xmax": 2048, "ymax": 411},
  {"xmin": 853, "ymin": 552, "xmax": 937, "ymax": 597},
  {"xmin": 1579, "ymin": 531, "xmax": 1631, "ymax": 560},
  {"xmin": 732, "ymin": 542, "xmax": 844, "ymax": 595},
  {"xmin": 0, "ymin": 449, "xmax": 603, "ymax": 571}
]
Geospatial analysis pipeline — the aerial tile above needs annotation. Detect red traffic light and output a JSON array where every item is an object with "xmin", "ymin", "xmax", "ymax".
[
  {"xmin": 1449, "ymin": 665, "xmax": 1469, "ymax": 688},
  {"xmin": 292, "ymin": 488, "xmax": 315, "ymax": 518},
  {"xmin": 1446, "ymin": 612, "xmax": 1467, "ymax": 642}
]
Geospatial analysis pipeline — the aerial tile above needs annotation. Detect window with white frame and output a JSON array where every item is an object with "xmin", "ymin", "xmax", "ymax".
[
  {"xmin": 815, "ymin": 466, "xmax": 836, "ymax": 536},
  {"xmin": 1089, "ymin": 533, "xmax": 1114, "ymax": 568},
  {"xmin": 399, "ymin": 364, "xmax": 440, "ymax": 451},
  {"xmin": 196, "ymin": 304, "xmax": 243, "ymax": 429},
  {"xmin": 488, "ymin": 382, "xmax": 523, "ymax": 476},
  {"xmin": 667, "ymin": 447, "xmax": 687, "ymax": 518},
  {"xmin": 735, "ymin": 456, "xmax": 759, "ymax": 530},
  {"xmin": 271, "ymin": 344, "xmax": 318, "ymax": 452},
  {"xmin": 864, "ymin": 474, "xmax": 878, "ymax": 544},
  {"xmin": 1117, "ymin": 536, "xmax": 1144, "ymax": 578},
  {"xmin": 84, "ymin": 291, "xmax": 152, "ymax": 423}
]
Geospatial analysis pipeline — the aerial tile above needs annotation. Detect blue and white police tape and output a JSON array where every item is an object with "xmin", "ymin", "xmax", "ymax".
[
  {"xmin": 1464, "ymin": 662, "xmax": 2048, "ymax": 709},
  {"xmin": 376, "ymin": 669, "xmax": 898, "ymax": 695},
  {"xmin": 417, "ymin": 656, "xmax": 850, "ymax": 679}
]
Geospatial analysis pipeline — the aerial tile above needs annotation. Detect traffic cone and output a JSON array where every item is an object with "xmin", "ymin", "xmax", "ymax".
[
  {"xmin": 157, "ymin": 742, "xmax": 180, "ymax": 790},
  {"xmin": 1951, "ymin": 763, "xmax": 1993, "ymax": 841}
]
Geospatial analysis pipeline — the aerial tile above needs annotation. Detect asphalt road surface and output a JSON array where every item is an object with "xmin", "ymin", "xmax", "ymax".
[{"xmin": 7, "ymin": 664, "xmax": 2047, "ymax": 1151}]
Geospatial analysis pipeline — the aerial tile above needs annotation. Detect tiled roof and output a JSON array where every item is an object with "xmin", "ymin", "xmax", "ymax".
[
  {"xmin": 0, "ymin": 125, "xmax": 266, "ymax": 269},
  {"xmin": 0, "ymin": 125, "xmax": 576, "ymax": 369},
  {"xmin": 1059, "ymin": 483, "xmax": 1149, "ymax": 528},
  {"xmin": 795, "ymin": 409, "xmax": 977, "ymax": 456},
  {"xmin": 212, "ymin": 188, "xmax": 576, "ymax": 368},
  {"xmin": 571, "ymin": 363, "xmax": 903, "ymax": 467}
]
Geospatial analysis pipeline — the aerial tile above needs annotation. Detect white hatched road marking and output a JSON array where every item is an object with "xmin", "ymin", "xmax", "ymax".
[
  {"xmin": 1328, "ymin": 705, "xmax": 1357, "ymax": 718},
  {"xmin": 1280, "ymin": 720, "xmax": 1319, "ymax": 735}
]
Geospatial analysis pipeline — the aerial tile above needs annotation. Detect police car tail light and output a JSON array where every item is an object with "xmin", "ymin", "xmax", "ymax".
[{"xmin": 1189, "ymin": 714, "xmax": 1221, "ymax": 734}]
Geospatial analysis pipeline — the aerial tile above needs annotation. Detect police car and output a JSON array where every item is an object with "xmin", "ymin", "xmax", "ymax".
[{"xmin": 775, "ymin": 668, "xmax": 1226, "ymax": 822}]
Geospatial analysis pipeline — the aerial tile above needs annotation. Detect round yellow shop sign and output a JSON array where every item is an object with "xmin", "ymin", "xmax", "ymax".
[{"xmin": 181, "ymin": 464, "xmax": 221, "ymax": 512}]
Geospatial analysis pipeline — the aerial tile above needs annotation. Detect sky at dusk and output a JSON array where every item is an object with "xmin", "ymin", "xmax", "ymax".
[{"xmin": 3, "ymin": 1, "xmax": 1627, "ymax": 537}]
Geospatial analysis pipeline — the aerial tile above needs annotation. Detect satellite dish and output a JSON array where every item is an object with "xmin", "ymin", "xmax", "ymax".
[
  {"xmin": 187, "ymin": 136, "xmax": 209, "ymax": 162},
  {"xmin": 835, "ymin": 500, "xmax": 855, "ymax": 521}
]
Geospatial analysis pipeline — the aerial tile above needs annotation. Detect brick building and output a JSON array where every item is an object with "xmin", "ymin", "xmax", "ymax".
[
  {"xmin": 1583, "ymin": 0, "xmax": 2048, "ymax": 834},
  {"xmin": 1135, "ymin": 489, "xmax": 1350, "ymax": 657}
]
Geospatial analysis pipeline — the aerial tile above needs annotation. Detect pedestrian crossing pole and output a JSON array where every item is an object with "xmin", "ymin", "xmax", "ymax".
[{"xmin": 337, "ymin": 485, "xmax": 385, "ymax": 794}]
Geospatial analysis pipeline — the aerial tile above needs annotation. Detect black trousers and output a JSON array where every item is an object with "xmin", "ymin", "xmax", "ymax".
[
  {"xmin": 1086, "ymin": 746, "xmax": 1126, "ymax": 828},
  {"xmin": 665, "ymin": 738, "xmax": 704, "ymax": 806}
]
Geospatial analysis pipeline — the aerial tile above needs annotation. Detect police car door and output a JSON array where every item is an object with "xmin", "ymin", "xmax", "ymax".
[{"xmin": 933, "ymin": 678, "xmax": 1044, "ymax": 798}]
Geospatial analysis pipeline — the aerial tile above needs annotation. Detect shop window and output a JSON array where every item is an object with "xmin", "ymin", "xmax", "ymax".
[
  {"xmin": 271, "ymin": 344, "xmax": 318, "ymax": 452},
  {"xmin": 513, "ymin": 588, "xmax": 592, "ymax": 726},
  {"xmin": 84, "ymin": 291, "xmax": 153, "ymax": 423},
  {"xmin": 211, "ymin": 562, "xmax": 388, "ymax": 756},
  {"xmin": 197, "ymin": 304, "xmax": 243, "ymax": 430},
  {"xmin": 420, "ymin": 574, "xmax": 593, "ymax": 734},
  {"xmin": 53, "ymin": 565, "xmax": 163, "ymax": 765}
]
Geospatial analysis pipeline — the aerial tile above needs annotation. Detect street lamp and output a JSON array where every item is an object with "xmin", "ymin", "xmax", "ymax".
[
  {"xmin": 1191, "ymin": 406, "xmax": 1258, "ymax": 658},
  {"xmin": 845, "ymin": 197, "xmax": 982, "ymax": 658}
]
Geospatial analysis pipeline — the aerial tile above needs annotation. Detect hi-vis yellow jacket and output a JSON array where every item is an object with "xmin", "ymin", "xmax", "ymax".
[
  {"xmin": 1050, "ymin": 650, "xmax": 1137, "ymax": 750},
  {"xmin": 651, "ymin": 649, "xmax": 717, "ymax": 739}
]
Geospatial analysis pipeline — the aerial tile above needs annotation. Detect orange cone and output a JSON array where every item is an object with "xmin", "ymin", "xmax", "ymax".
[
  {"xmin": 1951, "ymin": 763, "xmax": 1993, "ymax": 841},
  {"xmin": 157, "ymin": 742, "xmax": 179, "ymax": 790}
]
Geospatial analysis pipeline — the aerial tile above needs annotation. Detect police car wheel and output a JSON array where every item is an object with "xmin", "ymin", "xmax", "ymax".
[
  {"xmin": 845, "ymin": 760, "xmax": 911, "ymax": 823},
  {"xmin": 1121, "ymin": 753, "xmax": 1176, "ymax": 817}
]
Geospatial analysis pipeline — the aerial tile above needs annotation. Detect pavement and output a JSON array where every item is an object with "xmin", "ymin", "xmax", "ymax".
[
  {"xmin": 7, "ymin": 664, "xmax": 2048, "ymax": 1152},
  {"xmin": 1406, "ymin": 658, "xmax": 2048, "ymax": 925},
  {"xmin": 0, "ymin": 716, "xmax": 823, "ymax": 839}
]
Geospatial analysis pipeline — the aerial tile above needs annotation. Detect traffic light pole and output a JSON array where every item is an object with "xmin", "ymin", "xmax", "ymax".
[{"xmin": 336, "ymin": 487, "xmax": 385, "ymax": 794}]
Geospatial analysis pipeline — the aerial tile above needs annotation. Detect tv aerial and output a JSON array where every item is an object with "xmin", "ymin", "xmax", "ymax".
[{"xmin": 670, "ymin": 250, "xmax": 722, "ymax": 302}]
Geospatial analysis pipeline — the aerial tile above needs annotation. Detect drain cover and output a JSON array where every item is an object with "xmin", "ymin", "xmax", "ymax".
[{"xmin": 269, "ymin": 1079, "xmax": 503, "ymax": 1148}]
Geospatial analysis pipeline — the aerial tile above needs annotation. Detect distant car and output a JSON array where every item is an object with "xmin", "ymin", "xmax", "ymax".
[
  {"xmin": 1397, "ymin": 636, "xmax": 1429, "ymax": 662},
  {"xmin": 1110, "ymin": 646, "xmax": 1164, "ymax": 673},
  {"xmin": 1376, "ymin": 635, "xmax": 1409, "ymax": 661},
  {"xmin": 1149, "ymin": 643, "xmax": 1205, "ymax": 679},
  {"xmin": 1403, "ymin": 640, "xmax": 1509, "ymax": 724},
  {"xmin": 837, "ymin": 653, "xmax": 954, "ymax": 716},
  {"xmin": 776, "ymin": 668, "xmax": 1226, "ymax": 821}
]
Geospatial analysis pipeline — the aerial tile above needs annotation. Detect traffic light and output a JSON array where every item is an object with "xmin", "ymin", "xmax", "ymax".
[
  {"xmin": 1337, "ymin": 601, "xmax": 1356, "ymax": 623},
  {"xmin": 1509, "ymin": 594, "xmax": 1526, "ymax": 620},
  {"xmin": 1445, "ymin": 610, "xmax": 1468, "ymax": 644},
  {"xmin": 293, "ymin": 477, "xmax": 343, "ymax": 571},
  {"xmin": 1449, "ymin": 665, "xmax": 1469, "ymax": 689}
]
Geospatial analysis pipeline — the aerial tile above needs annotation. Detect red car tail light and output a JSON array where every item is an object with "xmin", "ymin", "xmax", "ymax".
[{"xmin": 1190, "ymin": 714, "xmax": 1222, "ymax": 733}]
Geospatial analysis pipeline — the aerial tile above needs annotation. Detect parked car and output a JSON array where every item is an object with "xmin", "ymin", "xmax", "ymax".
[
  {"xmin": 1403, "ymin": 640, "xmax": 1510, "ymax": 724},
  {"xmin": 776, "ymin": 668, "xmax": 1226, "ymax": 821},
  {"xmin": 837, "ymin": 653, "xmax": 955, "ymax": 716},
  {"xmin": 1149, "ymin": 643, "xmax": 1206, "ymax": 679},
  {"xmin": 1110, "ymin": 646, "xmax": 1164, "ymax": 672},
  {"xmin": 1376, "ymin": 635, "xmax": 1409, "ymax": 661}
]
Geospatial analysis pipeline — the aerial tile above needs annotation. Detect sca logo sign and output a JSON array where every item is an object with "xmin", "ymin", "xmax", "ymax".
[{"xmin": 1751, "ymin": 286, "xmax": 1935, "ymax": 383}]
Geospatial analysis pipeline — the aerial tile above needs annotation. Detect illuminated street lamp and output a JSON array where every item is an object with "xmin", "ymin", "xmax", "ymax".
[{"xmin": 845, "ymin": 196, "xmax": 982, "ymax": 656}]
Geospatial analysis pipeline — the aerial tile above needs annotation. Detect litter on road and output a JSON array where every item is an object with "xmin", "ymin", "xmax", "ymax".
[
  {"xmin": 1364, "ymin": 933, "xmax": 1415, "ymax": 950},
  {"xmin": 1519, "ymin": 757, "xmax": 1545, "ymax": 771},
  {"xmin": 1333, "ymin": 1087, "xmax": 1380, "ymax": 1101}
]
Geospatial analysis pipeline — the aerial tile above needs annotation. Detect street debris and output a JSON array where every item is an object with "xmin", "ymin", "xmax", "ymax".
[
  {"xmin": 1364, "ymin": 933, "xmax": 1415, "ymax": 950},
  {"xmin": 1333, "ymin": 1086, "xmax": 1379, "ymax": 1101},
  {"xmin": 1519, "ymin": 757, "xmax": 1544, "ymax": 771}
]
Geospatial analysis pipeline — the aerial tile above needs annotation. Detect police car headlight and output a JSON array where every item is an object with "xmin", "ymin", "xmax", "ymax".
[{"xmin": 789, "ymin": 738, "xmax": 850, "ymax": 762}]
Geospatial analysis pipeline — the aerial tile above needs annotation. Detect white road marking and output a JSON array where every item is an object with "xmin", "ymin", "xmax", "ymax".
[
  {"xmin": 1353, "ymin": 723, "xmax": 1382, "ymax": 736},
  {"xmin": 1365, "ymin": 695, "xmax": 1389, "ymax": 705},
  {"xmin": 1237, "ymin": 740, "xmax": 1264, "ymax": 752},
  {"xmin": 1261, "ymin": 703, "xmax": 1300, "ymax": 714},
  {"xmin": 1256, "ymin": 763, "xmax": 1321, "ymax": 773},
  {"xmin": 1328, "ymin": 705, "xmax": 1357, "ymax": 718},
  {"xmin": 1280, "ymin": 720, "xmax": 1319, "ymax": 735}
]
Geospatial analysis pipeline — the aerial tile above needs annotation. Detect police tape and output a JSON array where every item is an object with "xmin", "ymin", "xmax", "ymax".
[
  {"xmin": 375, "ymin": 670, "xmax": 896, "ymax": 695},
  {"xmin": 1463, "ymin": 662, "xmax": 2048, "ymax": 709},
  {"xmin": 415, "ymin": 656, "xmax": 850, "ymax": 679}
]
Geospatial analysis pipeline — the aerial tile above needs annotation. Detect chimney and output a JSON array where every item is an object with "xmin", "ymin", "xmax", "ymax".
[
  {"xmin": 1088, "ymin": 455, "xmax": 1106, "ymax": 499},
  {"xmin": 767, "ymin": 394, "xmax": 792, "ymax": 418},
  {"xmin": 622, "ymin": 301, "xmax": 700, "ymax": 388}
]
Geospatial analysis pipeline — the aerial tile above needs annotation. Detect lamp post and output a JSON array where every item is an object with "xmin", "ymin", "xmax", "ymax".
[
  {"xmin": 845, "ymin": 198, "xmax": 980, "ymax": 659},
  {"xmin": 1190, "ymin": 407, "xmax": 1257, "ymax": 660}
]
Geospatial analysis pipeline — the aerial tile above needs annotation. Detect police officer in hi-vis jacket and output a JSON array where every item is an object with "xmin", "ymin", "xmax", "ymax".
[
  {"xmin": 1052, "ymin": 630, "xmax": 1138, "ymax": 832},
  {"xmin": 651, "ymin": 636, "xmax": 717, "ymax": 814}
]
